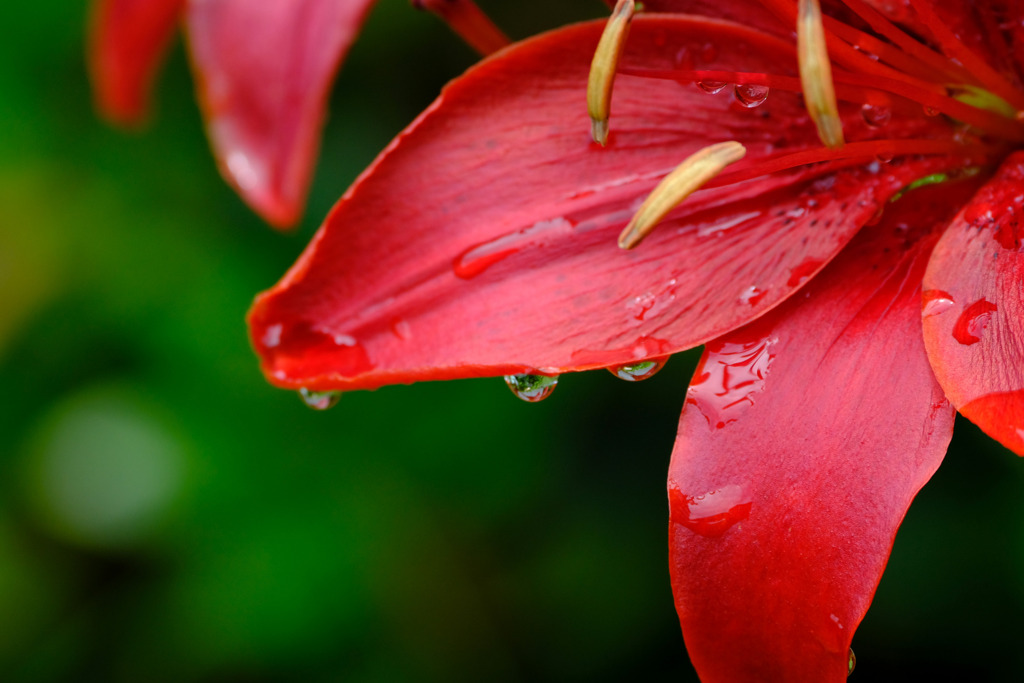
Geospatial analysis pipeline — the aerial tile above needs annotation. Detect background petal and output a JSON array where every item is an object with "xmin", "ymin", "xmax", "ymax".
[
  {"xmin": 87, "ymin": 0, "xmax": 185, "ymax": 125},
  {"xmin": 249, "ymin": 15, "xmax": 961, "ymax": 391},
  {"xmin": 922, "ymin": 151, "xmax": 1024, "ymax": 455},
  {"xmin": 668, "ymin": 181, "xmax": 968, "ymax": 682},
  {"xmin": 185, "ymin": 0, "xmax": 376, "ymax": 227}
]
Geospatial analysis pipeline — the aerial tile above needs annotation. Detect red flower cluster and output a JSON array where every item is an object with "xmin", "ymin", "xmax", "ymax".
[{"xmin": 101, "ymin": 0, "xmax": 1024, "ymax": 680}]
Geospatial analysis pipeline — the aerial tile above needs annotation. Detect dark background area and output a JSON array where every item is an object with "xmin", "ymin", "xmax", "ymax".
[{"xmin": 0, "ymin": 1, "xmax": 1021, "ymax": 680}]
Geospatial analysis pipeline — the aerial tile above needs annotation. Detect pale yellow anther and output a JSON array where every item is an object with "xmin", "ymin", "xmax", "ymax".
[
  {"xmin": 588, "ymin": 0, "xmax": 635, "ymax": 146},
  {"xmin": 797, "ymin": 0, "xmax": 845, "ymax": 149},
  {"xmin": 618, "ymin": 141, "xmax": 747, "ymax": 250}
]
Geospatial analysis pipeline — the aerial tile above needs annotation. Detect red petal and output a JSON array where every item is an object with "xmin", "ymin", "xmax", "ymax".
[
  {"xmin": 87, "ymin": 0, "xmax": 185, "ymax": 125},
  {"xmin": 669, "ymin": 181, "xmax": 967, "ymax": 682},
  {"xmin": 613, "ymin": 0, "xmax": 787, "ymax": 35},
  {"xmin": 248, "ymin": 15, "xmax": 962, "ymax": 391},
  {"xmin": 185, "ymin": 0, "xmax": 376, "ymax": 228},
  {"xmin": 922, "ymin": 151, "xmax": 1024, "ymax": 455}
]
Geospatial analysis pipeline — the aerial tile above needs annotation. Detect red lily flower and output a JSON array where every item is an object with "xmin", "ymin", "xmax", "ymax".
[
  {"xmin": 247, "ymin": 1, "xmax": 1024, "ymax": 680},
  {"xmin": 86, "ymin": 0, "xmax": 507, "ymax": 228}
]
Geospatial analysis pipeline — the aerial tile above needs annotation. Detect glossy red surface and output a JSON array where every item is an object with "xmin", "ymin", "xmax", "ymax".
[{"xmin": 669, "ymin": 184, "xmax": 961, "ymax": 682}]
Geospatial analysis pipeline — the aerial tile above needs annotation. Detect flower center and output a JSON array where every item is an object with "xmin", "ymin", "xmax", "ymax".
[{"xmin": 589, "ymin": 0, "xmax": 1024, "ymax": 246}]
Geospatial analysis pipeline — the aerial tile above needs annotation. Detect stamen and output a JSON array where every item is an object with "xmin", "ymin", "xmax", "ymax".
[
  {"xmin": 906, "ymin": 0, "xmax": 1024, "ymax": 111},
  {"xmin": 619, "ymin": 141, "xmax": 746, "ymax": 249},
  {"xmin": 588, "ymin": 0, "xmax": 635, "ymax": 145},
  {"xmin": 412, "ymin": 0, "xmax": 510, "ymax": 56},
  {"xmin": 797, "ymin": 0, "xmax": 844, "ymax": 149},
  {"xmin": 835, "ymin": 0, "xmax": 973, "ymax": 85},
  {"xmin": 706, "ymin": 139, "xmax": 1003, "ymax": 189}
]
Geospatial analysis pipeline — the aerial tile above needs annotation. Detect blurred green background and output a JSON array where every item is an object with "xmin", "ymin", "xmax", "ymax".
[{"xmin": 2, "ymin": 1, "xmax": 1024, "ymax": 681}]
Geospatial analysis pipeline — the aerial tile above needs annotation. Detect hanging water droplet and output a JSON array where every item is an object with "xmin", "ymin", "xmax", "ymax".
[
  {"xmin": 734, "ymin": 83, "xmax": 769, "ymax": 107},
  {"xmin": 860, "ymin": 103, "xmax": 891, "ymax": 128},
  {"xmin": 298, "ymin": 388, "xmax": 342, "ymax": 411},
  {"xmin": 697, "ymin": 80, "xmax": 727, "ymax": 94},
  {"xmin": 847, "ymin": 648, "xmax": 856, "ymax": 676},
  {"xmin": 504, "ymin": 373, "xmax": 559, "ymax": 402},
  {"xmin": 875, "ymin": 152, "xmax": 894, "ymax": 163},
  {"xmin": 608, "ymin": 357, "xmax": 667, "ymax": 382}
]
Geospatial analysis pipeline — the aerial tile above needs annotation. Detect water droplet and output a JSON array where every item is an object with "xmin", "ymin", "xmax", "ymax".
[
  {"xmin": 737, "ymin": 285, "xmax": 767, "ymax": 306},
  {"xmin": 672, "ymin": 484, "xmax": 752, "ymax": 537},
  {"xmin": 261, "ymin": 324, "xmax": 283, "ymax": 349},
  {"xmin": 673, "ymin": 46, "xmax": 694, "ymax": 70},
  {"xmin": 627, "ymin": 292, "xmax": 657, "ymax": 321},
  {"xmin": 952, "ymin": 298, "xmax": 998, "ymax": 345},
  {"xmin": 299, "ymin": 388, "xmax": 342, "ymax": 411},
  {"xmin": 504, "ymin": 373, "xmax": 559, "ymax": 402},
  {"xmin": 921, "ymin": 289, "xmax": 955, "ymax": 317},
  {"xmin": 848, "ymin": 648, "xmax": 856, "ymax": 676},
  {"xmin": 267, "ymin": 323, "xmax": 376, "ymax": 378},
  {"xmin": 874, "ymin": 152, "xmax": 894, "ymax": 163},
  {"xmin": 608, "ymin": 357, "xmax": 667, "ymax": 381},
  {"xmin": 697, "ymin": 80, "xmax": 727, "ymax": 94},
  {"xmin": 923, "ymin": 105, "xmax": 940, "ymax": 117},
  {"xmin": 696, "ymin": 210, "xmax": 762, "ymax": 237},
  {"xmin": 700, "ymin": 42, "xmax": 718, "ymax": 62},
  {"xmin": 734, "ymin": 84, "xmax": 769, "ymax": 107},
  {"xmin": 391, "ymin": 319, "xmax": 412, "ymax": 340},
  {"xmin": 453, "ymin": 217, "xmax": 574, "ymax": 279},
  {"xmin": 786, "ymin": 258, "xmax": 825, "ymax": 287},
  {"xmin": 686, "ymin": 335, "xmax": 777, "ymax": 429},
  {"xmin": 860, "ymin": 103, "xmax": 891, "ymax": 128}
]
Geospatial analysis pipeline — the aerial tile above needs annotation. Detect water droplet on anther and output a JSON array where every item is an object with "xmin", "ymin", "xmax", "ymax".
[
  {"xmin": 734, "ymin": 84, "xmax": 769, "ymax": 107},
  {"xmin": 299, "ymin": 388, "xmax": 342, "ymax": 411},
  {"xmin": 504, "ymin": 373, "xmax": 559, "ymax": 402},
  {"xmin": 848, "ymin": 648, "xmax": 856, "ymax": 676},
  {"xmin": 609, "ymin": 357, "xmax": 667, "ymax": 381},
  {"xmin": 697, "ymin": 80, "xmax": 727, "ymax": 94},
  {"xmin": 860, "ymin": 103, "xmax": 891, "ymax": 128}
]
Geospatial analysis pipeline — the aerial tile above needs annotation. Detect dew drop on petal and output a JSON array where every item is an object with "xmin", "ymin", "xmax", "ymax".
[
  {"xmin": 848, "ymin": 648, "xmax": 856, "ymax": 676},
  {"xmin": 860, "ymin": 103, "xmax": 891, "ymax": 128},
  {"xmin": 921, "ymin": 289, "xmax": 955, "ymax": 318},
  {"xmin": 608, "ymin": 357, "xmax": 667, "ymax": 381},
  {"xmin": 734, "ymin": 83, "xmax": 769, "ymax": 107},
  {"xmin": 504, "ymin": 373, "xmax": 559, "ymax": 402},
  {"xmin": 298, "ymin": 388, "xmax": 342, "ymax": 411},
  {"xmin": 687, "ymin": 336, "xmax": 776, "ymax": 429},
  {"xmin": 673, "ymin": 484, "xmax": 752, "ymax": 537},
  {"xmin": 923, "ymin": 105, "xmax": 940, "ymax": 117},
  {"xmin": 697, "ymin": 80, "xmax": 727, "ymax": 94},
  {"xmin": 738, "ymin": 285, "xmax": 767, "ymax": 306},
  {"xmin": 952, "ymin": 298, "xmax": 998, "ymax": 345}
]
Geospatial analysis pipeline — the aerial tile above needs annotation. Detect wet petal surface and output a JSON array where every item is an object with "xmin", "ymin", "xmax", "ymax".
[
  {"xmin": 922, "ymin": 151, "xmax": 1024, "ymax": 455},
  {"xmin": 669, "ymin": 181, "xmax": 966, "ymax": 682},
  {"xmin": 249, "ymin": 16, "xmax": 962, "ymax": 391}
]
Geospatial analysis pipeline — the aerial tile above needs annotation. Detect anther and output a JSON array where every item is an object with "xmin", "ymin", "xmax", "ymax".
[
  {"xmin": 798, "ymin": 0, "xmax": 845, "ymax": 149},
  {"xmin": 618, "ymin": 141, "xmax": 747, "ymax": 249},
  {"xmin": 588, "ymin": 0, "xmax": 635, "ymax": 146}
]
